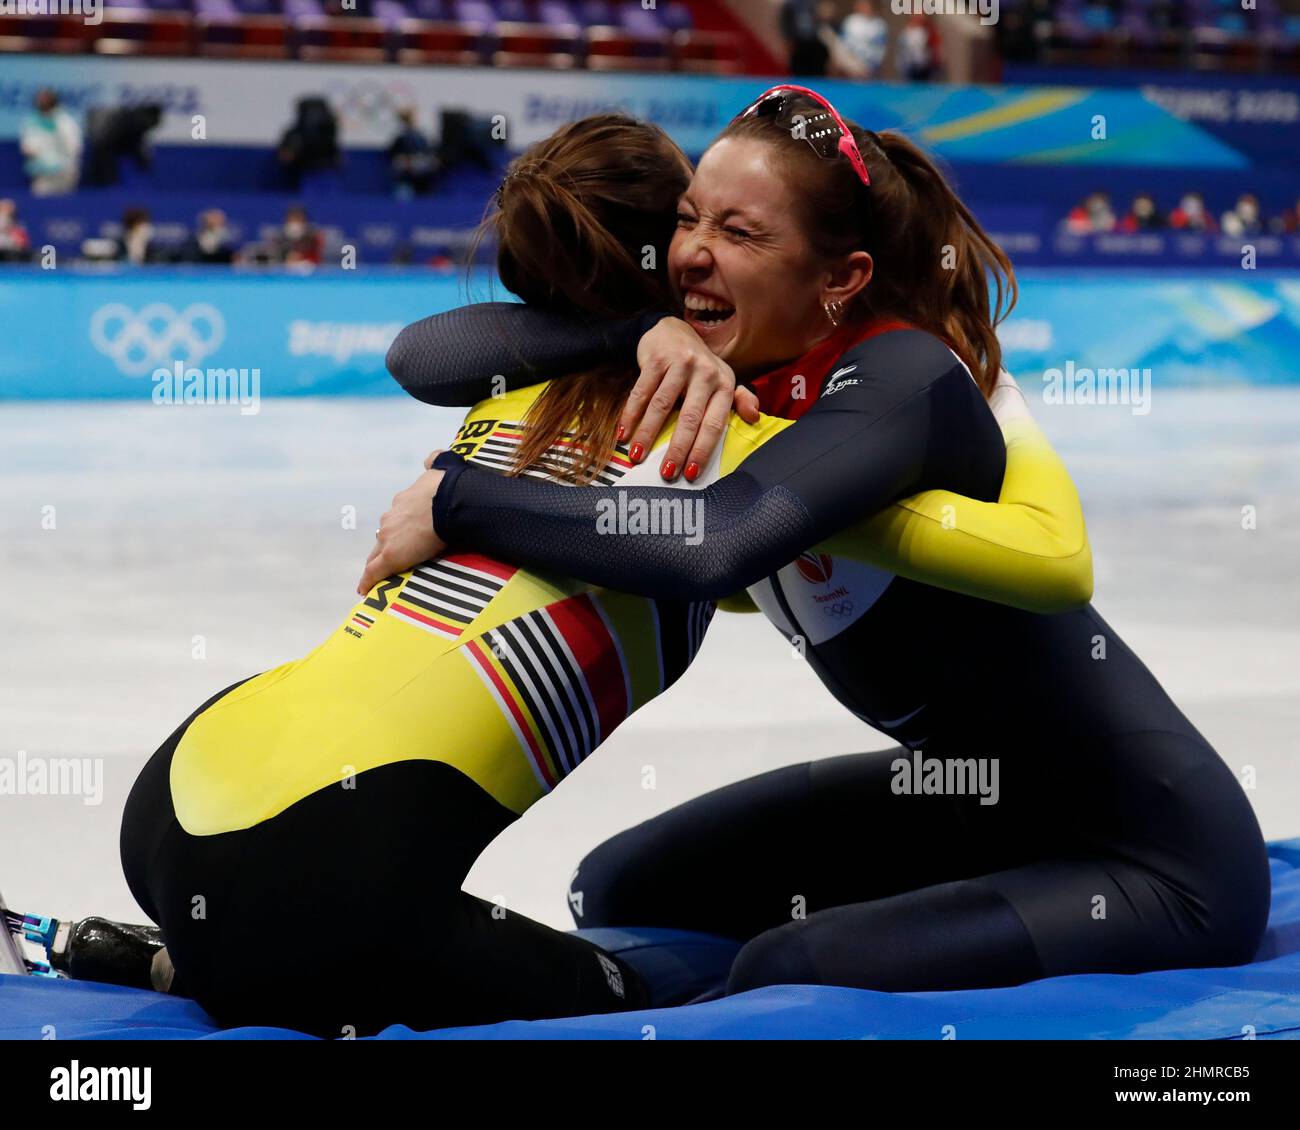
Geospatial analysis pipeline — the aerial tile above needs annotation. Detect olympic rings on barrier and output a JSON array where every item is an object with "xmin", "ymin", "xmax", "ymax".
[{"xmin": 89, "ymin": 303, "xmax": 226, "ymax": 378}]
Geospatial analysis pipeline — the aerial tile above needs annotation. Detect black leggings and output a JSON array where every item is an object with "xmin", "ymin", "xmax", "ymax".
[
  {"xmin": 568, "ymin": 736, "xmax": 1271, "ymax": 996},
  {"xmin": 120, "ymin": 683, "xmax": 647, "ymax": 1036}
]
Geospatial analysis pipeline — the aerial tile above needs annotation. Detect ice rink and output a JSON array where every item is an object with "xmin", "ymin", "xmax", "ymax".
[{"xmin": 2, "ymin": 388, "xmax": 1297, "ymax": 932}]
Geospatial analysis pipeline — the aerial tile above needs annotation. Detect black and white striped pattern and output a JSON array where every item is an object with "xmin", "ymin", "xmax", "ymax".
[
  {"xmin": 468, "ymin": 423, "xmax": 630, "ymax": 486},
  {"xmin": 396, "ymin": 559, "xmax": 507, "ymax": 629},
  {"xmin": 480, "ymin": 610, "xmax": 600, "ymax": 779}
]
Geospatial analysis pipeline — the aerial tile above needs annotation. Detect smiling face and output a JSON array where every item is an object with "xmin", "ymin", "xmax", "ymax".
[{"xmin": 669, "ymin": 137, "xmax": 844, "ymax": 378}]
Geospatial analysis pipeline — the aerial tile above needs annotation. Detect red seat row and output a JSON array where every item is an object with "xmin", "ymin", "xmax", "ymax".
[{"xmin": 0, "ymin": 8, "xmax": 742, "ymax": 73}]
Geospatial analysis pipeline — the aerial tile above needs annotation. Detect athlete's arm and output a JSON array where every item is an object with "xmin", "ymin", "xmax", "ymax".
[
  {"xmin": 715, "ymin": 377, "xmax": 1091, "ymax": 614},
  {"xmin": 431, "ymin": 330, "xmax": 993, "ymax": 601},
  {"xmin": 389, "ymin": 305, "xmax": 756, "ymax": 481},
  {"xmin": 816, "ymin": 372, "xmax": 1093, "ymax": 613},
  {"xmin": 386, "ymin": 302, "xmax": 669, "ymax": 406}
]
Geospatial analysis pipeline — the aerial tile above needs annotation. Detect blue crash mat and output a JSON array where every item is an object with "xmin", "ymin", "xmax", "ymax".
[{"xmin": 5, "ymin": 839, "xmax": 1300, "ymax": 1041}]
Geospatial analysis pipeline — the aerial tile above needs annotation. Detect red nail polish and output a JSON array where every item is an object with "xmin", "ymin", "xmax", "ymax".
[
  {"xmin": 684, "ymin": 462, "xmax": 700, "ymax": 482},
  {"xmin": 629, "ymin": 442, "xmax": 644, "ymax": 463},
  {"xmin": 661, "ymin": 460, "xmax": 677, "ymax": 480},
  {"xmin": 616, "ymin": 424, "xmax": 625, "ymax": 442}
]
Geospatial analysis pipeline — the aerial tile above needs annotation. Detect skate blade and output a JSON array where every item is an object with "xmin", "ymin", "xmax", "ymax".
[{"xmin": 0, "ymin": 888, "xmax": 30, "ymax": 976}]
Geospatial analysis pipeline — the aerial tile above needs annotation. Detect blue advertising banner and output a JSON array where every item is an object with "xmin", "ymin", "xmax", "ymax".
[
  {"xmin": 0, "ymin": 54, "xmax": 1251, "ymax": 168},
  {"xmin": 2, "ymin": 267, "xmax": 1297, "ymax": 401},
  {"xmin": 0, "ymin": 268, "xmax": 475, "ymax": 401},
  {"xmin": 999, "ymin": 271, "xmax": 1300, "ymax": 388},
  {"xmin": 1005, "ymin": 65, "xmax": 1300, "ymax": 170}
]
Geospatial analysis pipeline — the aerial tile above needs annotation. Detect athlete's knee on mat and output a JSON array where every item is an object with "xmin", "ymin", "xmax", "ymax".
[
  {"xmin": 197, "ymin": 983, "xmax": 360, "ymax": 1038},
  {"xmin": 1216, "ymin": 830, "xmax": 1272, "ymax": 964},
  {"xmin": 726, "ymin": 924, "xmax": 820, "ymax": 994},
  {"xmin": 186, "ymin": 941, "xmax": 399, "ymax": 1037},
  {"xmin": 1196, "ymin": 870, "xmax": 1271, "ymax": 967},
  {"xmin": 1159, "ymin": 832, "xmax": 1272, "ymax": 968}
]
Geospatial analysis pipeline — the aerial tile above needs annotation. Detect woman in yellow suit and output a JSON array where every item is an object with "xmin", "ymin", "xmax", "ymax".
[{"xmin": 117, "ymin": 115, "xmax": 1090, "ymax": 1036}]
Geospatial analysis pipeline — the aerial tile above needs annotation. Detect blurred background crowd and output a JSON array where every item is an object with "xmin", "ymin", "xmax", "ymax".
[{"xmin": 1, "ymin": 0, "xmax": 1298, "ymax": 272}]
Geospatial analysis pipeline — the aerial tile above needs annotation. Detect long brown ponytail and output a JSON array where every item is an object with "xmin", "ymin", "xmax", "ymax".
[
  {"xmin": 475, "ymin": 114, "xmax": 691, "ymax": 482},
  {"xmin": 720, "ymin": 101, "xmax": 1016, "ymax": 397}
]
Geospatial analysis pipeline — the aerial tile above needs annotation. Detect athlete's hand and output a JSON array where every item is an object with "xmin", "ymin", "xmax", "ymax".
[
  {"xmin": 357, "ymin": 468, "xmax": 446, "ymax": 596},
  {"xmin": 624, "ymin": 317, "xmax": 760, "ymax": 483}
]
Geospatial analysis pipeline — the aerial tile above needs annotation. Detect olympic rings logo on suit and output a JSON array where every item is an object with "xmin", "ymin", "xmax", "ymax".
[
  {"xmin": 823, "ymin": 600, "xmax": 855, "ymax": 618},
  {"xmin": 89, "ymin": 303, "xmax": 226, "ymax": 378}
]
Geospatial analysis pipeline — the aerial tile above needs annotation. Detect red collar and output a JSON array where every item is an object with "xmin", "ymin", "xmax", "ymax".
[{"xmin": 749, "ymin": 318, "xmax": 912, "ymax": 419}]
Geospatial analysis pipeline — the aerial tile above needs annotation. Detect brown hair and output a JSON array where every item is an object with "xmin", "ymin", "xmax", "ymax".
[
  {"xmin": 719, "ymin": 97, "xmax": 1016, "ymax": 397},
  {"xmin": 476, "ymin": 114, "xmax": 691, "ymax": 482}
]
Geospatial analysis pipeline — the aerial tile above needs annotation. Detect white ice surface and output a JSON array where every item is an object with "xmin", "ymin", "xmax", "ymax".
[{"xmin": 1, "ymin": 390, "xmax": 1297, "ymax": 931}]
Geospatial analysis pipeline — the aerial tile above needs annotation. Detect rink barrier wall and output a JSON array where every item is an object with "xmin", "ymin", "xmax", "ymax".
[{"xmin": 2, "ymin": 268, "xmax": 1299, "ymax": 401}]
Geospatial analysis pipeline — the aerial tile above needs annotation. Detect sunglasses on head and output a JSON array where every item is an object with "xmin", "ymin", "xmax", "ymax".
[{"xmin": 734, "ymin": 84, "xmax": 871, "ymax": 190}]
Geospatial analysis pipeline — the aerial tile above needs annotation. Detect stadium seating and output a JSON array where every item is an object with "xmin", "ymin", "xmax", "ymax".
[
  {"xmin": 1000, "ymin": 0, "xmax": 1300, "ymax": 74},
  {"xmin": 0, "ymin": 0, "xmax": 743, "ymax": 73}
]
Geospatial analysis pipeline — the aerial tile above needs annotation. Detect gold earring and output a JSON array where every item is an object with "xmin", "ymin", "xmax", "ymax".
[{"xmin": 824, "ymin": 301, "xmax": 842, "ymax": 327}]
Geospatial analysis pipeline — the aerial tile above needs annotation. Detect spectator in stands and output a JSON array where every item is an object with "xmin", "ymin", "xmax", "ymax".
[
  {"xmin": 840, "ymin": 0, "xmax": 889, "ymax": 78},
  {"xmin": 1169, "ymin": 192, "xmax": 1217, "ymax": 234},
  {"xmin": 1220, "ymin": 193, "xmax": 1264, "ymax": 239},
  {"xmin": 181, "ymin": 209, "xmax": 236, "ymax": 265},
  {"xmin": 1065, "ymin": 191, "xmax": 1117, "ymax": 235},
  {"xmin": 20, "ymin": 89, "xmax": 82, "ymax": 197},
  {"xmin": 387, "ymin": 108, "xmax": 440, "ymax": 199},
  {"xmin": 277, "ymin": 97, "xmax": 340, "ymax": 189},
  {"xmin": 115, "ymin": 208, "xmax": 156, "ymax": 265},
  {"xmin": 0, "ymin": 198, "xmax": 32, "ymax": 263},
  {"xmin": 1269, "ymin": 196, "xmax": 1300, "ymax": 235},
  {"xmin": 897, "ymin": 13, "xmax": 942, "ymax": 81},
  {"xmin": 780, "ymin": 0, "xmax": 831, "ymax": 77},
  {"xmin": 817, "ymin": 1, "xmax": 868, "ymax": 78},
  {"xmin": 275, "ymin": 205, "xmax": 324, "ymax": 266},
  {"xmin": 1118, "ymin": 192, "xmax": 1165, "ymax": 233}
]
